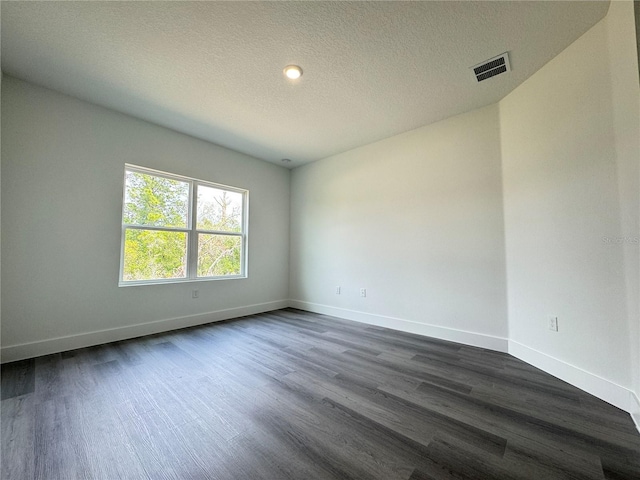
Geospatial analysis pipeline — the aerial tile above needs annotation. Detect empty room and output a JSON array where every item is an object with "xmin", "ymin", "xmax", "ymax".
[{"xmin": 1, "ymin": 1, "xmax": 639, "ymax": 479}]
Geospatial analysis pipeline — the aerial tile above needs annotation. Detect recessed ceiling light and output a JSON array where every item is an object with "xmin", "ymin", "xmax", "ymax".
[{"xmin": 283, "ymin": 65, "xmax": 303, "ymax": 80}]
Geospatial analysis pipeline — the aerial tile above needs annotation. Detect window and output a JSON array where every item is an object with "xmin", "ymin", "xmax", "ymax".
[{"xmin": 120, "ymin": 165, "xmax": 247, "ymax": 285}]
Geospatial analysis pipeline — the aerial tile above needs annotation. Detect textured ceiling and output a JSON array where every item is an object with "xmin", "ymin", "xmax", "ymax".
[{"xmin": 1, "ymin": 1, "xmax": 609, "ymax": 167}]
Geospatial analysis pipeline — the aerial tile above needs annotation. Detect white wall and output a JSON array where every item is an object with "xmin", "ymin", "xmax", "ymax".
[
  {"xmin": 606, "ymin": 0, "xmax": 640, "ymax": 413},
  {"xmin": 500, "ymin": 0, "xmax": 639, "ymax": 413},
  {"xmin": 1, "ymin": 76, "xmax": 290, "ymax": 361},
  {"xmin": 1, "ymin": 1, "xmax": 637, "ymax": 426},
  {"xmin": 0, "ymin": 71, "xmax": 3, "ymax": 353},
  {"xmin": 290, "ymin": 104, "xmax": 509, "ymax": 350},
  {"xmin": 290, "ymin": 1, "xmax": 639, "ymax": 418}
]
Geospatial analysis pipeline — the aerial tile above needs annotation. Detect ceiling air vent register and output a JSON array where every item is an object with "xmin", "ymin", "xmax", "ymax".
[{"xmin": 471, "ymin": 52, "xmax": 511, "ymax": 82}]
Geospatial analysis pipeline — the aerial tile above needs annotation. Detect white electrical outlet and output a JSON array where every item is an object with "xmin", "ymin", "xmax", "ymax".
[
  {"xmin": 549, "ymin": 316, "xmax": 558, "ymax": 331},
  {"xmin": 192, "ymin": 290, "xmax": 199, "ymax": 299},
  {"xmin": 360, "ymin": 288, "xmax": 366, "ymax": 297},
  {"xmin": 336, "ymin": 286, "xmax": 341, "ymax": 295}
]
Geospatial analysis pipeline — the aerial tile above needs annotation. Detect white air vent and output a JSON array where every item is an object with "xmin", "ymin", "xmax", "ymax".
[{"xmin": 471, "ymin": 52, "xmax": 510, "ymax": 82}]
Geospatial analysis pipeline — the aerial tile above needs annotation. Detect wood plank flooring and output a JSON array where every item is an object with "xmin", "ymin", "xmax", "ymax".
[{"xmin": 2, "ymin": 308, "xmax": 639, "ymax": 479}]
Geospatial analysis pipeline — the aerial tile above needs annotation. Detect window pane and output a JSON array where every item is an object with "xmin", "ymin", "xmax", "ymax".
[
  {"xmin": 197, "ymin": 185, "xmax": 243, "ymax": 232},
  {"xmin": 124, "ymin": 171, "xmax": 189, "ymax": 228},
  {"xmin": 197, "ymin": 234, "xmax": 242, "ymax": 277},
  {"xmin": 123, "ymin": 229, "xmax": 187, "ymax": 281}
]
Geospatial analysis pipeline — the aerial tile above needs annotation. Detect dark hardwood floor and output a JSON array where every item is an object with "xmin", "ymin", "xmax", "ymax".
[{"xmin": 2, "ymin": 308, "xmax": 639, "ymax": 479}]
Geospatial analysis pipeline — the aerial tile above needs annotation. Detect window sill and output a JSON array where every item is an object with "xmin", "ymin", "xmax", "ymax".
[{"xmin": 118, "ymin": 275, "xmax": 247, "ymax": 287}]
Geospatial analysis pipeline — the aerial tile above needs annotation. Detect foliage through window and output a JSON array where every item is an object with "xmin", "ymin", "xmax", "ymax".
[{"xmin": 120, "ymin": 166, "xmax": 247, "ymax": 285}]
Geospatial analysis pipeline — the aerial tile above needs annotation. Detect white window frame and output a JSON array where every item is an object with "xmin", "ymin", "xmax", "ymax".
[{"xmin": 119, "ymin": 165, "xmax": 248, "ymax": 286}]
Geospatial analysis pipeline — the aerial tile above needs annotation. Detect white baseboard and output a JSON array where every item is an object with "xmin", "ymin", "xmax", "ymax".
[
  {"xmin": 4, "ymin": 298, "xmax": 638, "ymax": 434},
  {"xmin": 0, "ymin": 300, "xmax": 289, "ymax": 363},
  {"xmin": 289, "ymin": 300, "xmax": 509, "ymax": 353},
  {"xmin": 291, "ymin": 301, "xmax": 639, "ymax": 432},
  {"xmin": 509, "ymin": 340, "xmax": 638, "ymax": 416},
  {"xmin": 630, "ymin": 391, "xmax": 640, "ymax": 432}
]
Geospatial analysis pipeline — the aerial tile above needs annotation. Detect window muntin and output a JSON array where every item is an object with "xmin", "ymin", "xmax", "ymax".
[{"xmin": 120, "ymin": 165, "xmax": 247, "ymax": 285}]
